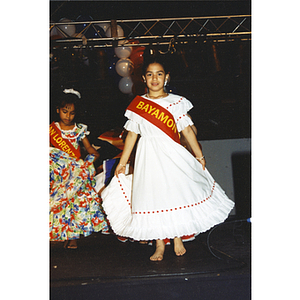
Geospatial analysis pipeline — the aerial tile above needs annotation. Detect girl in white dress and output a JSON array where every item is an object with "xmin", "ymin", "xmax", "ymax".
[{"xmin": 101, "ymin": 56, "xmax": 234, "ymax": 261}]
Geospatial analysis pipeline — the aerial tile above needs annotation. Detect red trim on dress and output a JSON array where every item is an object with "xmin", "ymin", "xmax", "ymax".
[{"xmin": 127, "ymin": 181, "xmax": 216, "ymax": 215}]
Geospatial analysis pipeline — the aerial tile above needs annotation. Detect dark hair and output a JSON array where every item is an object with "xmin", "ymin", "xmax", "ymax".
[
  {"xmin": 55, "ymin": 91, "xmax": 82, "ymax": 123},
  {"xmin": 142, "ymin": 55, "xmax": 170, "ymax": 76},
  {"xmin": 57, "ymin": 92, "xmax": 79, "ymax": 110}
]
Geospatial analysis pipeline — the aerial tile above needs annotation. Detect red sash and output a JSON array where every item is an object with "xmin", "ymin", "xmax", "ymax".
[
  {"xmin": 49, "ymin": 122, "xmax": 81, "ymax": 159},
  {"xmin": 126, "ymin": 96, "xmax": 180, "ymax": 144}
]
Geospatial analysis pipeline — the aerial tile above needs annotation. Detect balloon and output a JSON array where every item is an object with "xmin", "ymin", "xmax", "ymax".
[
  {"xmin": 50, "ymin": 20, "xmax": 63, "ymax": 38},
  {"xmin": 106, "ymin": 49, "xmax": 123, "ymax": 83},
  {"xmin": 58, "ymin": 18, "xmax": 76, "ymax": 37},
  {"xmin": 50, "ymin": 29, "xmax": 63, "ymax": 40},
  {"xmin": 115, "ymin": 46, "xmax": 132, "ymax": 59},
  {"xmin": 98, "ymin": 22, "xmax": 110, "ymax": 33},
  {"xmin": 75, "ymin": 15, "xmax": 93, "ymax": 35},
  {"xmin": 106, "ymin": 25, "xmax": 124, "ymax": 38},
  {"xmin": 118, "ymin": 76, "xmax": 133, "ymax": 94},
  {"xmin": 93, "ymin": 24, "xmax": 106, "ymax": 38},
  {"xmin": 74, "ymin": 16, "xmax": 106, "ymax": 39},
  {"xmin": 115, "ymin": 58, "xmax": 134, "ymax": 77}
]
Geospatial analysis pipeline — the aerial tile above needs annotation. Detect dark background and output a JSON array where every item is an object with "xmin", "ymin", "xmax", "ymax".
[
  {"xmin": 50, "ymin": 0, "xmax": 251, "ymax": 142},
  {"xmin": 50, "ymin": 0, "xmax": 251, "ymax": 21}
]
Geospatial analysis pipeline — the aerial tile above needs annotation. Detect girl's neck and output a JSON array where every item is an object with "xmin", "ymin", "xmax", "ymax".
[
  {"xmin": 147, "ymin": 91, "xmax": 168, "ymax": 99},
  {"xmin": 58, "ymin": 121, "xmax": 75, "ymax": 130}
]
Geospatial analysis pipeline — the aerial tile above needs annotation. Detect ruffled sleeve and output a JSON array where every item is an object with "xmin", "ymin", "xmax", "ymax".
[
  {"xmin": 171, "ymin": 97, "xmax": 194, "ymax": 132},
  {"xmin": 124, "ymin": 110, "xmax": 141, "ymax": 134},
  {"xmin": 76, "ymin": 123, "xmax": 90, "ymax": 142},
  {"xmin": 123, "ymin": 119, "xmax": 141, "ymax": 135}
]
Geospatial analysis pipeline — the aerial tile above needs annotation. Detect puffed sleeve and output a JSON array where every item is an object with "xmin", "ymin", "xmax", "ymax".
[
  {"xmin": 76, "ymin": 123, "xmax": 90, "ymax": 142},
  {"xmin": 172, "ymin": 97, "xmax": 194, "ymax": 132},
  {"xmin": 124, "ymin": 119, "xmax": 141, "ymax": 135},
  {"xmin": 124, "ymin": 110, "xmax": 141, "ymax": 134}
]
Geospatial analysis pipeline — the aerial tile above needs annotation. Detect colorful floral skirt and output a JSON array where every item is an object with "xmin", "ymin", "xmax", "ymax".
[{"xmin": 49, "ymin": 148, "xmax": 108, "ymax": 241}]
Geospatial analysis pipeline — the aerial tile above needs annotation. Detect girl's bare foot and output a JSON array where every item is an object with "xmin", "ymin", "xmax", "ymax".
[
  {"xmin": 68, "ymin": 240, "xmax": 77, "ymax": 249},
  {"xmin": 139, "ymin": 240, "xmax": 149, "ymax": 245},
  {"xmin": 64, "ymin": 240, "xmax": 77, "ymax": 249},
  {"xmin": 150, "ymin": 239, "xmax": 165, "ymax": 261},
  {"xmin": 174, "ymin": 237, "xmax": 186, "ymax": 256}
]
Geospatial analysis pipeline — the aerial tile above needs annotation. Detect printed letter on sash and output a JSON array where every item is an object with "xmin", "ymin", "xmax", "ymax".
[
  {"xmin": 49, "ymin": 122, "xmax": 81, "ymax": 159},
  {"xmin": 126, "ymin": 96, "xmax": 180, "ymax": 143}
]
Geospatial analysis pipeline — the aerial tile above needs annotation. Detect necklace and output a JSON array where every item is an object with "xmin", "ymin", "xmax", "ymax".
[{"xmin": 146, "ymin": 93, "xmax": 168, "ymax": 99}]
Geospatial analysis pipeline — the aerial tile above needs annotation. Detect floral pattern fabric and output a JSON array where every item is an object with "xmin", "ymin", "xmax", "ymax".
[{"xmin": 49, "ymin": 123, "xmax": 108, "ymax": 241}]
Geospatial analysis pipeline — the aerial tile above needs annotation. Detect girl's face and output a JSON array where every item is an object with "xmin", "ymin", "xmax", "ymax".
[
  {"xmin": 57, "ymin": 103, "xmax": 76, "ymax": 127},
  {"xmin": 142, "ymin": 63, "xmax": 169, "ymax": 94}
]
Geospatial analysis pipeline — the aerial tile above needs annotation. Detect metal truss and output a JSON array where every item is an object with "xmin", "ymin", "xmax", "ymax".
[{"xmin": 50, "ymin": 15, "xmax": 251, "ymax": 49}]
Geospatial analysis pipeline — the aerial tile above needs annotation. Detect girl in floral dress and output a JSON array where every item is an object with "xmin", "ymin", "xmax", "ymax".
[
  {"xmin": 101, "ymin": 56, "xmax": 234, "ymax": 261},
  {"xmin": 49, "ymin": 89, "xmax": 108, "ymax": 249}
]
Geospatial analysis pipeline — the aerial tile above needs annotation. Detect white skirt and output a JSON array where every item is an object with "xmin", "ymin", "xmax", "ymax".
[
  {"xmin": 102, "ymin": 95, "xmax": 235, "ymax": 241},
  {"xmin": 101, "ymin": 166, "xmax": 234, "ymax": 241}
]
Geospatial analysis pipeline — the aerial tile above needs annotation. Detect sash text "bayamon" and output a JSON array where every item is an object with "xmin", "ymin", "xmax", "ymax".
[{"xmin": 136, "ymin": 101, "xmax": 177, "ymax": 133}]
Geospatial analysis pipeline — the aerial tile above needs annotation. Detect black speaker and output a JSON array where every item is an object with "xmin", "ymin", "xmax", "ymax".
[{"xmin": 231, "ymin": 151, "xmax": 251, "ymax": 219}]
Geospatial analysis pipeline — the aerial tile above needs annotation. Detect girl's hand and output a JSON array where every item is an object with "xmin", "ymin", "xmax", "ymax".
[
  {"xmin": 82, "ymin": 137, "xmax": 100, "ymax": 162},
  {"xmin": 115, "ymin": 163, "xmax": 126, "ymax": 178}
]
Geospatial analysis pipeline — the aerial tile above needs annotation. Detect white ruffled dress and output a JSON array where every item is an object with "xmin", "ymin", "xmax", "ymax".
[{"xmin": 101, "ymin": 94, "xmax": 234, "ymax": 241}]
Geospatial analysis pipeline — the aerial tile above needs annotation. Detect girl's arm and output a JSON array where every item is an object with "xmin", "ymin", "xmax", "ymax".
[
  {"xmin": 82, "ymin": 137, "xmax": 100, "ymax": 162},
  {"xmin": 115, "ymin": 131, "xmax": 138, "ymax": 177},
  {"xmin": 181, "ymin": 125, "xmax": 206, "ymax": 170}
]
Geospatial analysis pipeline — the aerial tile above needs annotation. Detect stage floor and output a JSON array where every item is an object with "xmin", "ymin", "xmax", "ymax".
[{"xmin": 50, "ymin": 218, "xmax": 251, "ymax": 299}]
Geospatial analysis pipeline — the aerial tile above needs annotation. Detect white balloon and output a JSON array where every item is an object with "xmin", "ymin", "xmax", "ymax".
[
  {"xmin": 50, "ymin": 20, "xmax": 62, "ymax": 37},
  {"xmin": 50, "ymin": 26, "xmax": 62, "ymax": 37},
  {"xmin": 115, "ymin": 58, "xmax": 134, "ymax": 77},
  {"xmin": 93, "ymin": 24, "xmax": 106, "ymax": 37},
  {"xmin": 114, "ymin": 46, "xmax": 132, "ymax": 59},
  {"xmin": 58, "ymin": 18, "xmax": 76, "ymax": 37},
  {"xmin": 106, "ymin": 25, "xmax": 124, "ymax": 38},
  {"xmin": 119, "ymin": 76, "xmax": 133, "ymax": 94},
  {"xmin": 97, "ymin": 22, "xmax": 110, "ymax": 33}
]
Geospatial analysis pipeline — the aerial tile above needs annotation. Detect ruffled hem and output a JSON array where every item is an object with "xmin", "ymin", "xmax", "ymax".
[
  {"xmin": 101, "ymin": 174, "xmax": 133, "ymax": 235},
  {"xmin": 49, "ymin": 212, "xmax": 108, "ymax": 241},
  {"xmin": 101, "ymin": 173, "xmax": 234, "ymax": 241}
]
